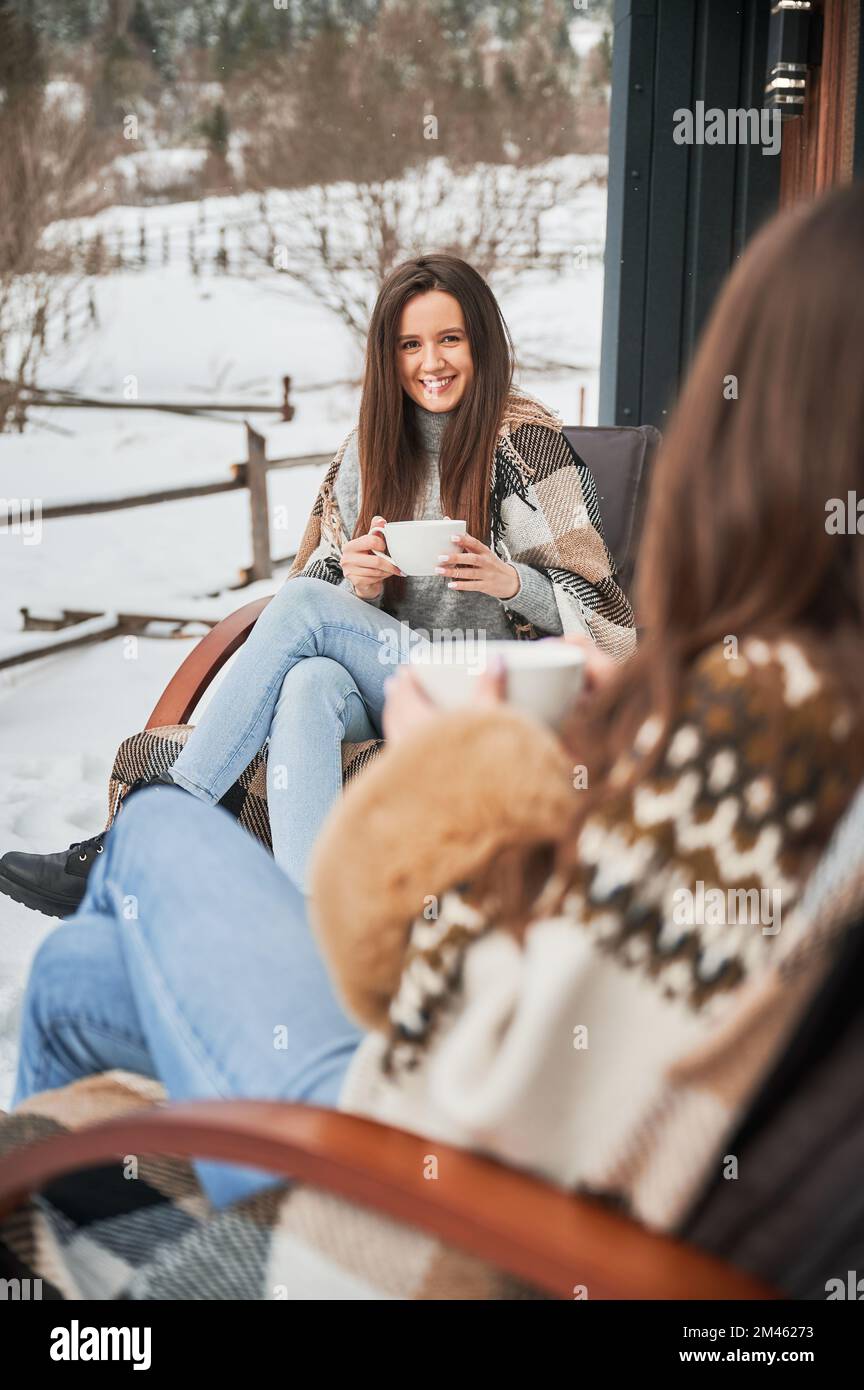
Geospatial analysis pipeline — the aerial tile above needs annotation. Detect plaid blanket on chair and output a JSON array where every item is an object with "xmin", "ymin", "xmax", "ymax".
[
  {"xmin": 104, "ymin": 725, "xmax": 384, "ymax": 848},
  {"xmin": 0, "ymin": 1075, "xmax": 546, "ymax": 1300}
]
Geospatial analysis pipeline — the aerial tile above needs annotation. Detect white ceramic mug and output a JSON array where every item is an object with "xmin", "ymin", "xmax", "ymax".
[
  {"xmin": 371, "ymin": 518, "xmax": 467, "ymax": 577},
  {"xmin": 408, "ymin": 638, "xmax": 586, "ymax": 729}
]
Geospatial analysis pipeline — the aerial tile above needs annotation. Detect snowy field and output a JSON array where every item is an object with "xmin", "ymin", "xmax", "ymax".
[{"xmin": 0, "ymin": 156, "xmax": 607, "ymax": 1107}]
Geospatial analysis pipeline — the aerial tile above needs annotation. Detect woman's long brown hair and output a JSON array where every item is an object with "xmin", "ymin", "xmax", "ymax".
[
  {"xmin": 355, "ymin": 253, "xmax": 515, "ymax": 607},
  {"xmin": 471, "ymin": 181, "xmax": 864, "ymax": 933}
]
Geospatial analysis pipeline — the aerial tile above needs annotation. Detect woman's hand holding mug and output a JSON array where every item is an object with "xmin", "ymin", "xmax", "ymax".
[
  {"xmin": 382, "ymin": 657, "xmax": 507, "ymax": 747},
  {"xmin": 550, "ymin": 632, "xmax": 617, "ymax": 698},
  {"xmin": 341, "ymin": 516, "xmax": 405, "ymax": 599},
  {"xmin": 433, "ymin": 530, "xmax": 520, "ymax": 600}
]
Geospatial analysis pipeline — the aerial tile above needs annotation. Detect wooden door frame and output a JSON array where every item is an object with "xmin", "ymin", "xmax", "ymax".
[{"xmin": 780, "ymin": 0, "xmax": 861, "ymax": 204}]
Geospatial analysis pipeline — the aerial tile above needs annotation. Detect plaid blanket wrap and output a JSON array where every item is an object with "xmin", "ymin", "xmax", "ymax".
[
  {"xmin": 101, "ymin": 392, "xmax": 635, "ymax": 841},
  {"xmin": 289, "ymin": 389, "xmax": 637, "ymax": 661}
]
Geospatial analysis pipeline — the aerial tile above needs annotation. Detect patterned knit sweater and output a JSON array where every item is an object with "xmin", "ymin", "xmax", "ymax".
[{"xmin": 308, "ymin": 634, "xmax": 864, "ymax": 1230}]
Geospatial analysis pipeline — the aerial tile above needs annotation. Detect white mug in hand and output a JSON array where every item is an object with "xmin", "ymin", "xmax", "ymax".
[
  {"xmin": 371, "ymin": 518, "xmax": 467, "ymax": 577},
  {"xmin": 409, "ymin": 638, "xmax": 586, "ymax": 729}
]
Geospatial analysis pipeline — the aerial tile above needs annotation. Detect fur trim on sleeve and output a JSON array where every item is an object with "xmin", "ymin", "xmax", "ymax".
[{"xmin": 308, "ymin": 705, "xmax": 576, "ymax": 1029}]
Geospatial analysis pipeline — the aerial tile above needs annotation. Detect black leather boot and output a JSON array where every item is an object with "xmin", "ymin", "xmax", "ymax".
[{"xmin": 0, "ymin": 771, "xmax": 179, "ymax": 919}]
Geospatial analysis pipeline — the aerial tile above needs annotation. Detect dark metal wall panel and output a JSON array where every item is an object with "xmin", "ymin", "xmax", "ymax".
[
  {"xmin": 640, "ymin": 1, "xmax": 697, "ymax": 432},
  {"xmin": 600, "ymin": 0, "xmax": 656, "ymax": 429},
  {"xmin": 683, "ymin": 5, "xmax": 747, "ymax": 359},
  {"xmin": 600, "ymin": 0, "xmax": 781, "ymax": 428},
  {"xmin": 735, "ymin": 0, "xmax": 781, "ymax": 244},
  {"xmin": 599, "ymin": 0, "xmax": 656, "ymax": 429}
]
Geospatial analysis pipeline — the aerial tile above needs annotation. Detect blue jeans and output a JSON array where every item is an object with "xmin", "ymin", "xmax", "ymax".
[
  {"xmin": 13, "ymin": 788, "xmax": 366, "ymax": 1209},
  {"xmin": 169, "ymin": 577, "xmax": 429, "ymax": 893}
]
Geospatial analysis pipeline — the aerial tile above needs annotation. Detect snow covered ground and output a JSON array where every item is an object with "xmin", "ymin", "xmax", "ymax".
[{"xmin": 0, "ymin": 156, "xmax": 607, "ymax": 1107}]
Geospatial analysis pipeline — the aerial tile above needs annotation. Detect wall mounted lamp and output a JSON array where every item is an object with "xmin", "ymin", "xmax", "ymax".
[{"xmin": 765, "ymin": 0, "xmax": 823, "ymax": 118}]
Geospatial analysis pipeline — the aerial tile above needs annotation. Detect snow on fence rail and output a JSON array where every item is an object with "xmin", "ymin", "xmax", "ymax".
[
  {"xmin": 4, "ymin": 378, "xmax": 332, "ymax": 584},
  {"xmin": 0, "ymin": 610, "xmax": 217, "ymax": 673},
  {"xmin": 3, "ymin": 416, "xmax": 334, "ymax": 666},
  {"xmin": 13, "ymin": 376, "xmax": 296, "ymax": 421},
  {"xmin": 3, "ymin": 426, "xmax": 330, "ymax": 584},
  {"xmin": 67, "ymin": 218, "xmax": 603, "ymax": 280}
]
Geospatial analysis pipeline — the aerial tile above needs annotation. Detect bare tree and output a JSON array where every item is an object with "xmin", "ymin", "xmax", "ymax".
[
  {"xmin": 0, "ymin": 44, "xmax": 103, "ymax": 431},
  {"xmin": 241, "ymin": 158, "xmax": 602, "ymax": 350},
  {"xmin": 230, "ymin": 0, "xmax": 600, "ymax": 349}
]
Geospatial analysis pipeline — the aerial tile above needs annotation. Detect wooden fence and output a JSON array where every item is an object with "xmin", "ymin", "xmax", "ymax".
[
  {"xmin": 14, "ymin": 425, "xmax": 331, "ymax": 588},
  {"xmin": 15, "ymin": 379, "xmax": 295, "ymax": 421},
  {"xmin": 2, "ymin": 378, "xmax": 589, "ymax": 668},
  {"xmin": 1, "ymin": 400, "xmax": 333, "ymax": 667}
]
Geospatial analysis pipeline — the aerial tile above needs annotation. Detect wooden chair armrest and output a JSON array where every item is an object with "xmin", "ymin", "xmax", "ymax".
[
  {"xmin": 146, "ymin": 598, "xmax": 272, "ymax": 728},
  {"xmin": 0, "ymin": 1099, "xmax": 777, "ymax": 1300}
]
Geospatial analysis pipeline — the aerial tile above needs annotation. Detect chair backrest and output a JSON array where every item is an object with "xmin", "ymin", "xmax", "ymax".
[{"xmin": 562, "ymin": 424, "xmax": 660, "ymax": 593}]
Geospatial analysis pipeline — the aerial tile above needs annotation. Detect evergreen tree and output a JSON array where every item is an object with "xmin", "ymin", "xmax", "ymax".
[
  {"xmin": 10, "ymin": 0, "xmax": 100, "ymax": 45},
  {"xmin": 0, "ymin": 0, "xmax": 44, "ymax": 106},
  {"xmin": 129, "ymin": 0, "xmax": 163, "ymax": 70},
  {"xmin": 201, "ymin": 100, "xmax": 229, "ymax": 158},
  {"xmin": 495, "ymin": 0, "xmax": 533, "ymax": 43}
]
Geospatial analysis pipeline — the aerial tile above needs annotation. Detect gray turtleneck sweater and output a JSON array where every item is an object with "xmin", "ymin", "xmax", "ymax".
[{"xmin": 334, "ymin": 399, "xmax": 562, "ymax": 637}]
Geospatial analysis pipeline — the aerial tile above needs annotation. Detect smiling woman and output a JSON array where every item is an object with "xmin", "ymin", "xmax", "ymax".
[
  {"xmin": 395, "ymin": 291, "xmax": 474, "ymax": 410},
  {"xmin": 0, "ymin": 252, "xmax": 633, "ymax": 932},
  {"xmin": 353, "ymin": 254, "xmax": 517, "ymax": 591},
  {"xmin": 339, "ymin": 253, "xmax": 633, "ymax": 642}
]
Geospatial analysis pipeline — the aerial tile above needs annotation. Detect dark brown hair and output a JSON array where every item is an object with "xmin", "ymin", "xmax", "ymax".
[
  {"xmin": 473, "ymin": 181, "xmax": 864, "ymax": 932},
  {"xmin": 355, "ymin": 253, "xmax": 515, "ymax": 606}
]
